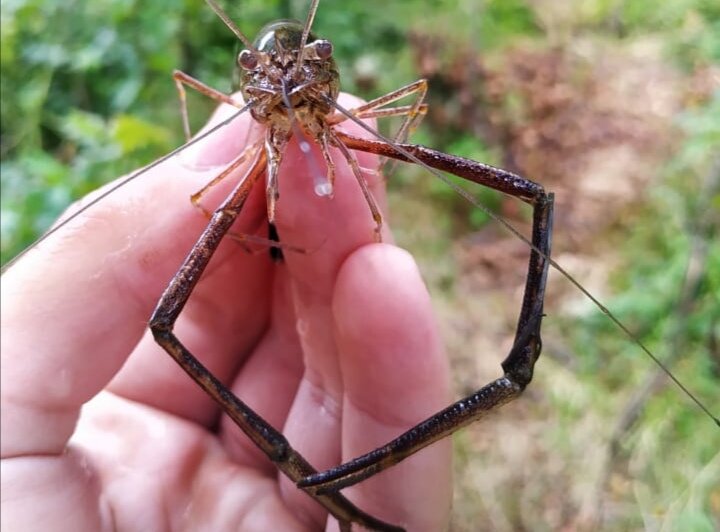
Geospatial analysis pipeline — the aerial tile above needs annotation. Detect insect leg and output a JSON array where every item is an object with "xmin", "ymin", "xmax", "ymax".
[
  {"xmin": 317, "ymin": 128, "xmax": 337, "ymax": 192},
  {"xmin": 264, "ymin": 129, "xmax": 290, "ymax": 225},
  {"xmin": 328, "ymin": 80, "xmax": 429, "ymax": 177},
  {"xmin": 377, "ymin": 81, "xmax": 428, "ymax": 175},
  {"xmin": 173, "ymin": 69, "xmax": 245, "ymax": 140},
  {"xmin": 149, "ymin": 148, "xmax": 401, "ymax": 532},
  {"xmin": 189, "ymin": 140, "xmax": 260, "ymax": 219},
  {"xmin": 349, "ymin": 104, "xmax": 429, "ymax": 121},
  {"xmin": 378, "ymin": 80, "xmax": 427, "ymax": 147},
  {"xmin": 326, "ymin": 128, "xmax": 384, "ymax": 241},
  {"xmin": 328, "ymin": 79, "xmax": 428, "ymax": 126},
  {"xmin": 298, "ymin": 132, "xmax": 553, "ymax": 494}
]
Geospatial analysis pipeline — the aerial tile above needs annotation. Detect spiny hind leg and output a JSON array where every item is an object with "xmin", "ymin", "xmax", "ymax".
[
  {"xmin": 149, "ymin": 150, "xmax": 404, "ymax": 532},
  {"xmin": 299, "ymin": 134, "xmax": 554, "ymax": 494}
]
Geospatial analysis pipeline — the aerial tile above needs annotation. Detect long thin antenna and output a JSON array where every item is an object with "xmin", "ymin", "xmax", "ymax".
[
  {"xmin": 325, "ymin": 95, "xmax": 719, "ymax": 428},
  {"xmin": 294, "ymin": 0, "xmax": 321, "ymax": 76},
  {"xmin": 2, "ymin": 103, "xmax": 253, "ymax": 273},
  {"xmin": 205, "ymin": 0, "xmax": 257, "ymax": 52}
]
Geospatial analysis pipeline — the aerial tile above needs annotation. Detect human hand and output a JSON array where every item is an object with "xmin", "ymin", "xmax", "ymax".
[{"xmin": 1, "ymin": 93, "xmax": 452, "ymax": 531}]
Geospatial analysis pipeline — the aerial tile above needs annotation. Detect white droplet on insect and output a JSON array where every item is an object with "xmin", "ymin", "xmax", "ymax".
[
  {"xmin": 295, "ymin": 133, "xmax": 331, "ymax": 196},
  {"xmin": 299, "ymin": 140, "xmax": 312, "ymax": 154},
  {"xmin": 314, "ymin": 176, "xmax": 333, "ymax": 197}
]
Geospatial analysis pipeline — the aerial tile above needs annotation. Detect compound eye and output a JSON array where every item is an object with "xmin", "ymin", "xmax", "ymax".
[
  {"xmin": 238, "ymin": 50, "xmax": 258, "ymax": 70},
  {"xmin": 313, "ymin": 40, "xmax": 333, "ymax": 60}
]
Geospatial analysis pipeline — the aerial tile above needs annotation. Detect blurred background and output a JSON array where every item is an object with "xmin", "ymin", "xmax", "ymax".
[{"xmin": 2, "ymin": 0, "xmax": 718, "ymax": 530}]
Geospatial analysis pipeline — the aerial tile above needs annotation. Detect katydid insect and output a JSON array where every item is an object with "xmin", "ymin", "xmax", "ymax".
[{"xmin": 2, "ymin": 1, "xmax": 717, "ymax": 531}]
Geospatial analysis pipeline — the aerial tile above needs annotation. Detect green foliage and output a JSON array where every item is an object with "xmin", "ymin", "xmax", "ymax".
[
  {"xmin": 479, "ymin": 0, "xmax": 540, "ymax": 47},
  {"xmin": 563, "ymin": 76, "xmax": 720, "ymax": 532},
  {"xmin": 1, "ymin": 0, "xmax": 184, "ymax": 262}
]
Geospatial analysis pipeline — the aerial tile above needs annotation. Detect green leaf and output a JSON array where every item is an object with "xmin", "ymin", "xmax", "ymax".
[{"xmin": 111, "ymin": 113, "xmax": 172, "ymax": 153}]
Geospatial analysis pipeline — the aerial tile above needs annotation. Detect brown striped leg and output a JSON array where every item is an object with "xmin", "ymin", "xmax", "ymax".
[
  {"xmin": 149, "ymin": 149, "xmax": 403, "ymax": 532},
  {"xmin": 298, "ymin": 133, "xmax": 554, "ymax": 494}
]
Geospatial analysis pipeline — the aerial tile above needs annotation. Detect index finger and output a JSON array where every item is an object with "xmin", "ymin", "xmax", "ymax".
[{"xmin": 0, "ymin": 103, "xmax": 264, "ymax": 457}]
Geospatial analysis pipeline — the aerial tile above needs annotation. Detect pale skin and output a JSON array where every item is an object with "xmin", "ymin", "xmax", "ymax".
[{"xmin": 0, "ymin": 94, "xmax": 453, "ymax": 531}]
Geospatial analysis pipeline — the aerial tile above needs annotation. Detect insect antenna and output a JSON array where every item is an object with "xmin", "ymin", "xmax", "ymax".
[
  {"xmin": 325, "ymin": 95, "xmax": 720, "ymax": 428},
  {"xmin": 205, "ymin": 0, "xmax": 258, "ymax": 53},
  {"xmin": 294, "ymin": 0, "xmax": 321, "ymax": 77},
  {"xmin": 1, "ymin": 104, "xmax": 253, "ymax": 274}
]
